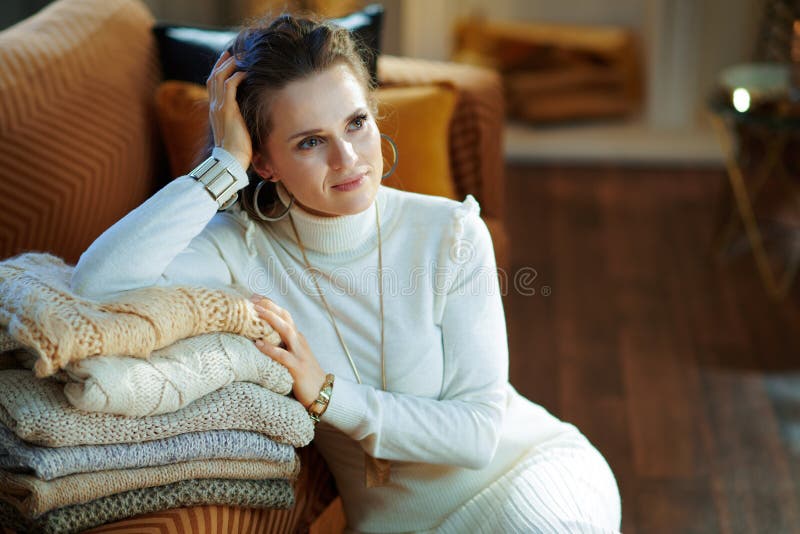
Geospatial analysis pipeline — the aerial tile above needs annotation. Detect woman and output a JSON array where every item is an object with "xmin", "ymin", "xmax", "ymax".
[{"xmin": 71, "ymin": 13, "xmax": 621, "ymax": 534}]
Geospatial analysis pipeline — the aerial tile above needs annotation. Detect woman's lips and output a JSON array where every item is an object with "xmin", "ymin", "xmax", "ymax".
[{"xmin": 332, "ymin": 174, "xmax": 365, "ymax": 192}]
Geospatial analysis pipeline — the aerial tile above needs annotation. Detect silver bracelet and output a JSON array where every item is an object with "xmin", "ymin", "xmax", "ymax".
[{"xmin": 189, "ymin": 156, "xmax": 240, "ymax": 210}]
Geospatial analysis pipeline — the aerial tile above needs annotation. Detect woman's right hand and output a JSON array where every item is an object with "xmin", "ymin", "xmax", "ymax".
[{"xmin": 207, "ymin": 50, "xmax": 251, "ymax": 170}]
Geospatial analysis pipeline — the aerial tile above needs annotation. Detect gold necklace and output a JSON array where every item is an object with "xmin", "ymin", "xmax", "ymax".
[{"xmin": 288, "ymin": 202, "xmax": 391, "ymax": 488}]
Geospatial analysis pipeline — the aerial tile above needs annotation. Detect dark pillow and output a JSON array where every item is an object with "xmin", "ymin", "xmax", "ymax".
[{"xmin": 153, "ymin": 4, "xmax": 383, "ymax": 87}]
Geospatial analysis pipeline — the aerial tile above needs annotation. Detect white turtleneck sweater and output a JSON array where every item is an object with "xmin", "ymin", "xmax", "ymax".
[{"xmin": 71, "ymin": 149, "xmax": 579, "ymax": 533}]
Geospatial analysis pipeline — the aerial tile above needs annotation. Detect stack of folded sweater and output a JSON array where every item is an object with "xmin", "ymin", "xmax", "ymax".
[{"xmin": 0, "ymin": 253, "xmax": 315, "ymax": 533}]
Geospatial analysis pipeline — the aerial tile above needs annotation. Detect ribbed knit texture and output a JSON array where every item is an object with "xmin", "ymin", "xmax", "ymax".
[
  {"xmin": 63, "ymin": 332, "xmax": 292, "ymax": 416},
  {"xmin": 1, "ymin": 454, "xmax": 300, "ymax": 518},
  {"xmin": 0, "ymin": 370, "xmax": 313, "ymax": 447},
  {"xmin": 431, "ymin": 434, "xmax": 622, "ymax": 534},
  {"xmin": 0, "ymin": 252, "xmax": 281, "ymax": 377},
  {"xmin": 0, "ymin": 478, "xmax": 294, "ymax": 534},
  {"xmin": 0, "ymin": 425, "xmax": 295, "ymax": 481}
]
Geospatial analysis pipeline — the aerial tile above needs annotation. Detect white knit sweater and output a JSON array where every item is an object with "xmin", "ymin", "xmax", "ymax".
[{"xmin": 71, "ymin": 148, "xmax": 578, "ymax": 533}]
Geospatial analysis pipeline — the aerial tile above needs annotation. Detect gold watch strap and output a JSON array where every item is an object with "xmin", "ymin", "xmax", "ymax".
[{"xmin": 308, "ymin": 373, "xmax": 335, "ymax": 424}]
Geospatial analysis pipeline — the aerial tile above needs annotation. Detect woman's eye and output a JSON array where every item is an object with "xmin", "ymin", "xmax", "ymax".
[
  {"xmin": 298, "ymin": 137, "xmax": 320, "ymax": 150},
  {"xmin": 348, "ymin": 114, "xmax": 368, "ymax": 131}
]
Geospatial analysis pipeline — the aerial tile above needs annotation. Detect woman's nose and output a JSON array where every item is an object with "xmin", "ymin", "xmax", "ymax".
[{"xmin": 329, "ymin": 137, "xmax": 358, "ymax": 170}]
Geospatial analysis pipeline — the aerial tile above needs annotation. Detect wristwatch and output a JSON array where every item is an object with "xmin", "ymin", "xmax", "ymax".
[
  {"xmin": 189, "ymin": 156, "xmax": 242, "ymax": 210},
  {"xmin": 308, "ymin": 373, "xmax": 335, "ymax": 425}
]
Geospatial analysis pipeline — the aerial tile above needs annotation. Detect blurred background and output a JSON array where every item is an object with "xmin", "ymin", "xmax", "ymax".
[
  {"xmin": 0, "ymin": 0, "xmax": 763, "ymax": 164},
  {"xmin": 3, "ymin": 1, "xmax": 800, "ymax": 533}
]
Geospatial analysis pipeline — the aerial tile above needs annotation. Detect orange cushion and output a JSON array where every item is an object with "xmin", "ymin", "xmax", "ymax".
[
  {"xmin": 376, "ymin": 84, "xmax": 457, "ymax": 198},
  {"xmin": 154, "ymin": 81, "xmax": 458, "ymax": 199},
  {"xmin": 0, "ymin": 0, "xmax": 161, "ymax": 264}
]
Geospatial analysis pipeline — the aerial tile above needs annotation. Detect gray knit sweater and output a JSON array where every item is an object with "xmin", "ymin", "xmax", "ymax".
[
  {"xmin": 0, "ymin": 477, "xmax": 293, "ymax": 534},
  {"xmin": 0, "ymin": 425, "xmax": 295, "ymax": 480}
]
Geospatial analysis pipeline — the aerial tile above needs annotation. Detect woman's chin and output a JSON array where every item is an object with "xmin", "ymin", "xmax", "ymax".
[{"xmin": 328, "ymin": 180, "xmax": 379, "ymax": 216}]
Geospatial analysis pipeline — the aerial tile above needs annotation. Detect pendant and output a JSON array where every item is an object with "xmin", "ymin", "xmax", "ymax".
[{"xmin": 365, "ymin": 454, "xmax": 391, "ymax": 487}]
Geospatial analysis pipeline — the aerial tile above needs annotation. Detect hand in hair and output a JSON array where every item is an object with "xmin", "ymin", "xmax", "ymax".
[{"xmin": 207, "ymin": 49, "xmax": 251, "ymax": 170}]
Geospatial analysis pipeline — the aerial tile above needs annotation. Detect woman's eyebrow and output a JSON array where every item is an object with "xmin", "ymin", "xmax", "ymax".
[{"xmin": 286, "ymin": 108, "xmax": 368, "ymax": 142}]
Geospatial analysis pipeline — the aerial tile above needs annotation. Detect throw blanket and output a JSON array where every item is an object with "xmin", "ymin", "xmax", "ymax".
[
  {"xmin": 63, "ymin": 332, "xmax": 293, "ymax": 416},
  {"xmin": 0, "ymin": 425, "xmax": 295, "ymax": 480},
  {"xmin": 0, "ymin": 370, "xmax": 314, "ymax": 447},
  {"xmin": 1, "ymin": 455, "xmax": 300, "ymax": 518},
  {"xmin": 0, "ymin": 253, "xmax": 281, "ymax": 377},
  {"xmin": 0, "ymin": 478, "xmax": 294, "ymax": 534}
]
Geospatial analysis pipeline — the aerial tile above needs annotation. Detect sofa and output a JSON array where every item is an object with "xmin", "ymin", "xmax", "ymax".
[{"xmin": 0, "ymin": 0, "xmax": 506, "ymax": 532}]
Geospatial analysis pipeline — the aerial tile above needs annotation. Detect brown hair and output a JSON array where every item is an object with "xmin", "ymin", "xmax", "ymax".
[{"xmin": 203, "ymin": 13, "xmax": 377, "ymax": 221}]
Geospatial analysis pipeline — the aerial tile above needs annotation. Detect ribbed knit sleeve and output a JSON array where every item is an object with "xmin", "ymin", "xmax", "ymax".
[
  {"xmin": 322, "ymin": 197, "xmax": 508, "ymax": 469},
  {"xmin": 71, "ymin": 148, "xmax": 248, "ymax": 299}
]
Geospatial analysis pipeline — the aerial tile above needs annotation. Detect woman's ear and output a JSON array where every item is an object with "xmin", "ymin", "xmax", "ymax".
[{"xmin": 251, "ymin": 151, "xmax": 278, "ymax": 182}]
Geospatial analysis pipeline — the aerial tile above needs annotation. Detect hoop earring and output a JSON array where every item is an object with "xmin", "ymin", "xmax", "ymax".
[
  {"xmin": 253, "ymin": 180, "xmax": 293, "ymax": 221},
  {"xmin": 381, "ymin": 133, "xmax": 399, "ymax": 180}
]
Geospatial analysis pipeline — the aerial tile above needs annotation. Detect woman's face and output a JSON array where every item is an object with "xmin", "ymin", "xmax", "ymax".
[{"xmin": 253, "ymin": 63, "xmax": 382, "ymax": 217}]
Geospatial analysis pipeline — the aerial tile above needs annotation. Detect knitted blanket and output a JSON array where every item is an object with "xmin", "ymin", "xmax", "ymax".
[
  {"xmin": 0, "ymin": 478, "xmax": 294, "ymax": 534},
  {"xmin": 1, "ymin": 454, "xmax": 300, "ymax": 518},
  {"xmin": 63, "ymin": 332, "xmax": 293, "ymax": 416},
  {"xmin": 0, "ymin": 425, "xmax": 295, "ymax": 480},
  {"xmin": 0, "ymin": 253, "xmax": 281, "ymax": 377},
  {"xmin": 0, "ymin": 370, "xmax": 314, "ymax": 448}
]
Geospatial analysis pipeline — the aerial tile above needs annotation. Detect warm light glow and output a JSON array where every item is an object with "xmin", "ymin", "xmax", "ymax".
[{"xmin": 732, "ymin": 88, "xmax": 751, "ymax": 112}]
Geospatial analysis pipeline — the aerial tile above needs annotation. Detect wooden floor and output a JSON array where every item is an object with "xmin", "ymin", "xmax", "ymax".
[{"xmin": 503, "ymin": 164, "xmax": 800, "ymax": 534}]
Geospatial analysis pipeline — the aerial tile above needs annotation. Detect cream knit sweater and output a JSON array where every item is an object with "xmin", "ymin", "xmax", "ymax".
[
  {"xmin": 70, "ymin": 151, "xmax": 579, "ymax": 533},
  {"xmin": 63, "ymin": 332, "xmax": 292, "ymax": 416},
  {"xmin": 1, "ymin": 327, "xmax": 292, "ymax": 416}
]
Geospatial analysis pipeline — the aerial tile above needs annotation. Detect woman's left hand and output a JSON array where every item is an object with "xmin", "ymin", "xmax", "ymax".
[{"xmin": 250, "ymin": 294, "xmax": 327, "ymax": 409}]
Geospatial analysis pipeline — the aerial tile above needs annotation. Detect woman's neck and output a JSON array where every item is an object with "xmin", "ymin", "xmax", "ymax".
[{"xmin": 272, "ymin": 185, "xmax": 388, "ymax": 256}]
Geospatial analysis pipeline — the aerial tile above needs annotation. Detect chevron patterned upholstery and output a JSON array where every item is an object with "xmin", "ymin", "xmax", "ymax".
[
  {"xmin": 83, "ymin": 506, "xmax": 300, "ymax": 534},
  {"xmin": 0, "ymin": 0, "xmax": 162, "ymax": 264}
]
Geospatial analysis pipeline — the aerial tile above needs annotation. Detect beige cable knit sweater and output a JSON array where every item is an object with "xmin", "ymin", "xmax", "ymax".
[
  {"xmin": 0, "ymin": 253, "xmax": 281, "ymax": 377},
  {"xmin": 63, "ymin": 332, "xmax": 293, "ymax": 416}
]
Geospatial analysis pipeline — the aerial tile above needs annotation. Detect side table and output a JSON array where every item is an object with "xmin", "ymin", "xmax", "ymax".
[{"xmin": 708, "ymin": 65, "xmax": 800, "ymax": 299}]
